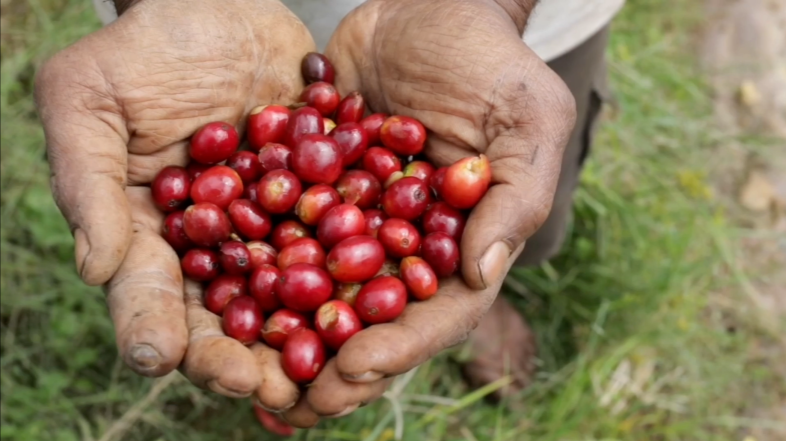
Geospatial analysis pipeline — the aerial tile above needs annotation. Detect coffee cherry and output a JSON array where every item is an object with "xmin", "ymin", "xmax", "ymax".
[
  {"xmin": 316, "ymin": 204, "xmax": 365, "ymax": 249},
  {"xmin": 183, "ymin": 202, "xmax": 232, "ymax": 247},
  {"xmin": 226, "ymin": 151, "xmax": 263, "ymax": 184},
  {"xmin": 359, "ymin": 113, "xmax": 388, "ymax": 146},
  {"xmin": 262, "ymin": 309, "xmax": 309, "ymax": 350},
  {"xmin": 421, "ymin": 232, "xmax": 460, "ymax": 278},
  {"xmin": 180, "ymin": 248, "xmax": 220, "ymax": 282},
  {"xmin": 247, "ymin": 241, "xmax": 278, "ymax": 269},
  {"xmin": 270, "ymin": 220, "xmax": 312, "ymax": 250},
  {"xmin": 222, "ymin": 296, "xmax": 263, "ymax": 345},
  {"xmin": 204, "ymin": 274, "xmax": 248, "ymax": 315},
  {"xmin": 299, "ymin": 82, "xmax": 340, "ymax": 116},
  {"xmin": 301, "ymin": 52, "xmax": 335, "ymax": 84},
  {"xmin": 248, "ymin": 264, "xmax": 282, "ymax": 312},
  {"xmin": 326, "ymin": 236, "xmax": 386, "ymax": 283},
  {"xmin": 276, "ymin": 263, "xmax": 333, "ymax": 312},
  {"xmin": 256, "ymin": 170, "xmax": 303, "ymax": 214},
  {"xmin": 162, "ymin": 211, "xmax": 193, "ymax": 252},
  {"xmin": 248, "ymin": 105, "xmax": 291, "ymax": 152},
  {"xmin": 227, "ymin": 199, "xmax": 272, "ymax": 241},
  {"xmin": 285, "ymin": 106, "xmax": 324, "ymax": 147},
  {"xmin": 440, "ymin": 154, "xmax": 491, "ymax": 209},
  {"xmin": 354, "ymin": 276, "xmax": 407, "ymax": 324},
  {"xmin": 333, "ymin": 282, "xmax": 362, "ymax": 306},
  {"xmin": 381, "ymin": 177, "xmax": 430, "ymax": 221},
  {"xmin": 295, "ymin": 184, "xmax": 341, "ymax": 226},
  {"xmin": 278, "ymin": 237, "xmax": 326, "ymax": 270},
  {"xmin": 363, "ymin": 209, "xmax": 388, "ymax": 238},
  {"xmin": 243, "ymin": 180, "xmax": 259, "ymax": 203},
  {"xmin": 253, "ymin": 403, "xmax": 295, "ymax": 437},
  {"xmin": 422, "ymin": 202, "xmax": 466, "ymax": 241},
  {"xmin": 332, "ymin": 122, "xmax": 369, "ymax": 167},
  {"xmin": 403, "ymin": 160, "xmax": 436, "ymax": 182},
  {"xmin": 315, "ymin": 300, "xmax": 362, "ymax": 350},
  {"xmin": 380, "ymin": 115, "xmax": 426, "ymax": 155},
  {"xmin": 378, "ymin": 218, "xmax": 421, "ymax": 258},
  {"xmin": 335, "ymin": 91, "xmax": 365, "ymax": 125},
  {"xmin": 430, "ymin": 166, "xmax": 447, "ymax": 197},
  {"xmin": 335, "ymin": 170, "xmax": 381, "ymax": 209},
  {"xmin": 258, "ymin": 142, "xmax": 293, "ymax": 174},
  {"xmin": 189, "ymin": 121, "xmax": 239, "ymax": 164},
  {"xmin": 219, "ymin": 241, "xmax": 252, "ymax": 275},
  {"xmin": 282, "ymin": 328, "xmax": 326, "ymax": 383},
  {"xmin": 400, "ymin": 256, "xmax": 438, "ymax": 300},
  {"xmin": 292, "ymin": 134, "xmax": 343, "ymax": 185},
  {"xmin": 151, "ymin": 166, "xmax": 191, "ymax": 212},
  {"xmin": 190, "ymin": 165, "xmax": 244, "ymax": 210},
  {"xmin": 362, "ymin": 147, "xmax": 402, "ymax": 183}
]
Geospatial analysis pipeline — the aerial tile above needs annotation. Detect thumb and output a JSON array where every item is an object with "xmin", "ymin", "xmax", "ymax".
[{"xmin": 35, "ymin": 51, "xmax": 132, "ymax": 286}]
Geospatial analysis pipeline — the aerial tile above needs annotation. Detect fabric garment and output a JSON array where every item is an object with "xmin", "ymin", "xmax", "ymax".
[{"xmin": 91, "ymin": 0, "xmax": 624, "ymax": 62}]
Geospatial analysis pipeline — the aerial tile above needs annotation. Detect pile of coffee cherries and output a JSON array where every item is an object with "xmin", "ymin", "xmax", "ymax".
[{"xmin": 152, "ymin": 52, "xmax": 491, "ymax": 385}]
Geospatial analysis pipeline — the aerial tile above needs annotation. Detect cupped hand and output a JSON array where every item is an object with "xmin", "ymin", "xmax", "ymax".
[
  {"xmin": 35, "ymin": 0, "xmax": 313, "ymax": 409},
  {"xmin": 285, "ymin": 0, "xmax": 576, "ymax": 425}
]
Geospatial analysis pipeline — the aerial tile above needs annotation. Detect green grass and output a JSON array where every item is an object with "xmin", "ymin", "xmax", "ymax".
[{"xmin": 1, "ymin": 1, "xmax": 784, "ymax": 440}]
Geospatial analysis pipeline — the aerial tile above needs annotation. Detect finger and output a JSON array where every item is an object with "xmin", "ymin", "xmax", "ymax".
[
  {"xmin": 105, "ymin": 187, "xmax": 187, "ymax": 377},
  {"xmin": 35, "ymin": 51, "xmax": 132, "ymax": 285},
  {"xmin": 308, "ymin": 358, "xmax": 392, "ymax": 417},
  {"xmin": 324, "ymin": 7, "xmax": 374, "ymax": 100},
  {"xmin": 281, "ymin": 396, "xmax": 321, "ymax": 429},
  {"xmin": 250, "ymin": 343, "xmax": 300, "ymax": 411},
  {"xmin": 461, "ymin": 62, "xmax": 577, "ymax": 290},
  {"xmin": 336, "ymin": 255, "xmax": 520, "ymax": 383},
  {"xmin": 181, "ymin": 278, "xmax": 262, "ymax": 398}
]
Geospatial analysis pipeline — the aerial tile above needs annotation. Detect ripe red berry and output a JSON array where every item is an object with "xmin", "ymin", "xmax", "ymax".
[
  {"xmin": 333, "ymin": 282, "xmax": 362, "ymax": 306},
  {"xmin": 225, "ymin": 151, "xmax": 263, "ymax": 184},
  {"xmin": 151, "ymin": 166, "xmax": 191, "ymax": 212},
  {"xmin": 332, "ymin": 122, "xmax": 369, "ymax": 167},
  {"xmin": 315, "ymin": 300, "xmax": 362, "ymax": 350},
  {"xmin": 301, "ymin": 52, "xmax": 335, "ymax": 84},
  {"xmin": 281, "ymin": 328, "xmax": 326, "ymax": 383},
  {"xmin": 362, "ymin": 147, "xmax": 402, "ymax": 183},
  {"xmin": 258, "ymin": 143, "xmax": 292, "ymax": 174},
  {"xmin": 380, "ymin": 115, "xmax": 426, "ymax": 155},
  {"xmin": 421, "ymin": 232, "xmax": 460, "ymax": 278},
  {"xmin": 186, "ymin": 162, "xmax": 211, "ymax": 181},
  {"xmin": 227, "ymin": 199, "xmax": 272, "ymax": 241},
  {"xmin": 270, "ymin": 220, "xmax": 312, "ymax": 250},
  {"xmin": 204, "ymin": 274, "xmax": 248, "ymax": 315},
  {"xmin": 381, "ymin": 177, "xmax": 430, "ymax": 220},
  {"xmin": 326, "ymin": 236, "xmax": 386, "ymax": 283},
  {"xmin": 430, "ymin": 166, "xmax": 447, "ymax": 197},
  {"xmin": 295, "ymin": 184, "xmax": 341, "ymax": 226},
  {"xmin": 375, "ymin": 259, "xmax": 401, "ymax": 278},
  {"xmin": 222, "ymin": 296, "xmax": 263, "ymax": 345},
  {"xmin": 219, "ymin": 241, "xmax": 252, "ymax": 275},
  {"xmin": 335, "ymin": 91, "xmax": 365, "ymax": 125},
  {"xmin": 299, "ymin": 82, "xmax": 340, "ymax": 117},
  {"xmin": 162, "ymin": 211, "xmax": 193, "ymax": 252},
  {"xmin": 248, "ymin": 264, "xmax": 282, "ymax": 312},
  {"xmin": 276, "ymin": 263, "xmax": 333, "ymax": 312},
  {"xmin": 181, "ymin": 248, "xmax": 220, "ymax": 281},
  {"xmin": 403, "ymin": 161, "xmax": 436, "ymax": 182},
  {"xmin": 335, "ymin": 170, "xmax": 381, "ymax": 209},
  {"xmin": 292, "ymin": 134, "xmax": 344, "ymax": 185},
  {"xmin": 359, "ymin": 113, "xmax": 388, "ymax": 146},
  {"xmin": 323, "ymin": 118, "xmax": 337, "ymax": 135},
  {"xmin": 285, "ymin": 106, "xmax": 324, "ymax": 147},
  {"xmin": 183, "ymin": 202, "xmax": 232, "ymax": 247},
  {"xmin": 440, "ymin": 154, "xmax": 492, "ymax": 209},
  {"xmin": 247, "ymin": 241, "xmax": 278, "ymax": 269},
  {"xmin": 422, "ymin": 202, "xmax": 466, "ymax": 241},
  {"xmin": 278, "ymin": 237, "xmax": 326, "ymax": 270},
  {"xmin": 256, "ymin": 170, "xmax": 303, "ymax": 214},
  {"xmin": 190, "ymin": 165, "xmax": 244, "ymax": 210},
  {"xmin": 400, "ymin": 256, "xmax": 438, "ymax": 300},
  {"xmin": 262, "ymin": 309, "xmax": 309, "ymax": 350},
  {"xmin": 253, "ymin": 404, "xmax": 295, "ymax": 437},
  {"xmin": 355, "ymin": 276, "xmax": 407, "ymax": 324},
  {"xmin": 247, "ymin": 105, "xmax": 291, "ymax": 152},
  {"xmin": 189, "ymin": 122, "xmax": 239, "ymax": 164},
  {"xmin": 316, "ymin": 204, "xmax": 365, "ymax": 249},
  {"xmin": 378, "ymin": 218, "xmax": 421, "ymax": 258},
  {"xmin": 363, "ymin": 209, "xmax": 388, "ymax": 238}
]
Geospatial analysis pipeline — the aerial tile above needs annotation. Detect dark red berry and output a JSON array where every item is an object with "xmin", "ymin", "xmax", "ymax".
[
  {"xmin": 421, "ymin": 232, "xmax": 460, "ymax": 278},
  {"xmin": 400, "ymin": 256, "xmax": 438, "ymax": 300},
  {"xmin": 285, "ymin": 106, "xmax": 324, "ymax": 147},
  {"xmin": 378, "ymin": 218, "xmax": 421, "ymax": 258},
  {"xmin": 258, "ymin": 142, "xmax": 292, "ymax": 174},
  {"xmin": 317, "ymin": 204, "xmax": 365, "ymax": 249},
  {"xmin": 219, "ymin": 241, "xmax": 252, "ymax": 275},
  {"xmin": 281, "ymin": 328, "xmax": 325, "ymax": 383},
  {"xmin": 276, "ymin": 263, "xmax": 333, "ymax": 312},
  {"xmin": 243, "ymin": 180, "xmax": 259, "ymax": 203},
  {"xmin": 204, "ymin": 274, "xmax": 248, "ymax": 315},
  {"xmin": 381, "ymin": 176, "xmax": 430, "ymax": 221},
  {"xmin": 181, "ymin": 248, "xmax": 220, "ymax": 281},
  {"xmin": 335, "ymin": 91, "xmax": 365, "ymax": 125},
  {"xmin": 189, "ymin": 122, "xmax": 239, "ymax": 164},
  {"xmin": 292, "ymin": 134, "xmax": 343, "ymax": 185},
  {"xmin": 190, "ymin": 165, "xmax": 244, "ymax": 210},
  {"xmin": 183, "ymin": 202, "xmax": 232, "ymax": 247},
  {"xmin": 257, "ymin": 170, "xmax": 303, "ymax": 214},
  {"xmin": 422, "ymin": 202, "xmax": 466, "ymax": 240},
  {"xmin": 262, "ymin": 309, "xmax": 309, "ymax": 350},
  {"xmin": 299, "ymin": 82, "xmax": 340, "ymax": 117},
  {"xmin": 278, "ymin": 237, "xmax": 326, "ymax": 270},
  {"xmin": 363, "ymin": 209, "xmax": 388, "ymax": 238},
  {"xmin": 403, "ymin": 161, "xmax": 436, "ymax": 182},
  {"xmin": 335, "ymin": 170, "xmax": 381, "ymax": 209},
  {"xmin": 253, "ymin": 404, "xmax": 295, "ymax": 437},
  {"xmin": 332, "ymin": 122, "xmax": 369, "ymax": 167},
  {"xmin": 315, "ymin": 300, "xmax": 362, "ymax": 350},
  {"xmin": 227, "ymin": 199, "xmax": 272, "ymax": 241},
  {"xmin": 186, "ymin": 162, "xmax": 211, "ymax": 181},
  {"xmin": 359, "ymin": 113, "xmax": 388, "ymax": 146},
  {"xmin": 380, "ymin": 116, "xmax": 426, "ymax": 155},
  {"xmin": 222, "ymin": 296, "xmax": 263, "ymax": 345},
  {"xmin": 248, "ymin": 105, "xmax": 291, "ymax": 152},
  {"xmin": 362, "ymin": 147, "xmax": 401, "ymax": 183},
  {"xmin": 249, "ymin": 264, "xmax": 282, "ymax": 312},
  {"xmin": 162, "ymin": 211, "xmax": 193, "ymax": 252},
  {"xmin": 226, "ymin": 151, "xmax": 263, "ymax": 184},
  {"xmin": 270, "ymin": 220, "xmax": 312, "ymax": 251},
  {"xmin": 355, "ymin": 276, "xmax": 407, "ymax": 324},
  {"xmin": 295, "ymin": 184, "xmax": 341, "ymax": 226},
  {"xmin": 301, "ymin": 52, "xmax": 335, "ymax": 84},
  {"xmin": 247, "ymin": 241, "xmax": 278, "ymax": 269},
  {"xmin": 151, "ymin": 166, "xmax": 191, "ymax": 212},
  {"xmin": 326, "ymin": 236, "xmax": 386, "ymax": 283}
]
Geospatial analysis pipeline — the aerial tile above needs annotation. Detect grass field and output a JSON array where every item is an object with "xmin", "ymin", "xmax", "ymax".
[{"xmin": 1, "ymin": 1, "xmax": 784, "ymax": 440}]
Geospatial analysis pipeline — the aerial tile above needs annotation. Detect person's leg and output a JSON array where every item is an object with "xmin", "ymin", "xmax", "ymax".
[{"xmin": 462, "ymin": 25, "xmax": 612, "ymax": 398}]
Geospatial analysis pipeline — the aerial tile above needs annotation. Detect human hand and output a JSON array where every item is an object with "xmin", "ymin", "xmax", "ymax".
[
  {"xmin": 282, "ymin": 0, "xmax": 576, "ymax": 426},
  {"xmin": 35, "ymin": 0, "xmax": 314, "ymax": 410}
]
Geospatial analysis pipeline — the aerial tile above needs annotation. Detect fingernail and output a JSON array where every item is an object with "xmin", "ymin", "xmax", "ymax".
[
  {"xmin": 207, "ymin": 380, "xmax": 253, "ymax": 398},
  {"xmin": 255, "ymin": 397, "xmax": 298, "ymax": 413},
  {"xmin": 478, "ymin": 241, "xmax": 511, "ymax": 289},
  {"xmin": 128, "ymin": 344, "xmax": 161, "ymax": 370},
  {"xmin": 341, "ymin": 371, "xmax": 383, "ymax": 383},
  {"xmin": 74, "ymin": 228, "xmax": 91, "ymax": 281},
  {"xmin": 325, "ymin": 404, "xmax": 359, "ymax": 418}
]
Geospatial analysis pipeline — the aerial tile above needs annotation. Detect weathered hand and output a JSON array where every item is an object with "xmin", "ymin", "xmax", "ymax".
[
  {"xmin": 35, "ymin": 0, "xmax": 314, "ymax": 410},
  {"xmin": 284, "ymin": 0, "xmax": 576, "ymax": 426}
]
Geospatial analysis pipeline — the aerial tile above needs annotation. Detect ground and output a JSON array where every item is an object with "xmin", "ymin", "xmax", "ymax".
[{"xmin": 1, "ymin": 1, "xmax": 784, "ymax": 440}]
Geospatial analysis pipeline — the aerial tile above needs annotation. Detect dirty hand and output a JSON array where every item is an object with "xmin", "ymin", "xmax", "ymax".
[
  {"xmin": 34, "ymin": 0, "xmax": 314, "ymax": 410},
  {"xmin": 280, "ymin": 0, "xmax": 577, "ymax": 427}
]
